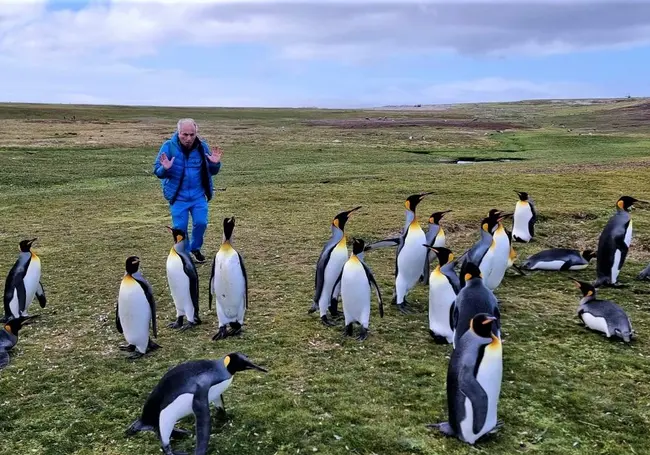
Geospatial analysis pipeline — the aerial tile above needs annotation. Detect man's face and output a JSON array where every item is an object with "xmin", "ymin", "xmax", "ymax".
[{"xmin": 179, "ymin": 123, "xmax": 196, "ymax": 148}]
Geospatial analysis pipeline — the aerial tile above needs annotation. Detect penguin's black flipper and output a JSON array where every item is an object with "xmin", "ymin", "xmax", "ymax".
[
  {"xmin": 361, "ymin": 261, "xmax": 384, "ymax": 318},
  {"xmin": 16, "ymin": 280, "xmax": 26, "ymax": 315},
  {"xmin": 192, "ymin": 388, "xmax": 212, "ymax": 455},
  {"xmin": 135, "ymin": 277, "xmax": 158, "ymax": 338},
  {"xmin": 36, "ymin": 281, "xmax": 46, "ymax": 308},
  {"xmin": 237, "ymin": 252, "xmax": 249, "ymax": 310},
  {"xmin": 208, "ymin": 256, "xmax": 215, "ymax": 310},
  {"xmin": 460, "ymin": 370, "xmax": 489, "ymax": 435},
  {"xmin": 115, "ymin": 301, "xmax": 123, "ymax": 334}
]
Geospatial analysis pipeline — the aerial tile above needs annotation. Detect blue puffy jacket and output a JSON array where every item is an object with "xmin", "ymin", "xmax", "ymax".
[{"xmin": 153, "ymin": 132, "xmax": 222, "ymax": 203}]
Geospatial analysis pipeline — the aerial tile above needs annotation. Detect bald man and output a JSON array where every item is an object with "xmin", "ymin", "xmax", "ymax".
[{"xmin": 153, "ymin": 118, "xmax": 223, "ymax": 263}]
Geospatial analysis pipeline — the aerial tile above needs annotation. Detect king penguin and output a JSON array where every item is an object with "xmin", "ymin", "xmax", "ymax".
[
  {"xmin": 2, "ymin": 238, "xmax": 46, "ymax": 322},
  {"xmin": 166, "ymin": 227, "xmax": 201, "ymax": 330},
  {"xmin": 452, "ymin": 262, "xmax": 501, "ymax": 349},
  {"xmin": 421, "ymin": 209, "xmax": 452, "ymax": 285},
  {"xmin": 209, "ymin": 217, "xmax": 248, "ymax": 341},
  {"xmin": 427, "ymin": 313, "xmax": 503, "ymax": 445},
  {"xmin": 594, "ymin": 196, "xmax": 646, "ymax": 287},
  {"xmin": 483, "ymin": 211, "xmax": 513, "ymax": 291},
  {"xmin": 0, "ymin": 316, "xmax": 30, "ymax": 370},
  {"xmin": 309, "ymin": 206, "xmax": 362, "ymax": 326},
  {"xmin": 116, "ymin": 256, "xmax": 160, "ymax": 359},
  {"xmin": 334, "ymin": 238, "xmax": 384, "ymax": 341},
  {"xmin": 570, "ymin": 278, "xmax": 634, "ymax": 343},
  {"xmin": 393, "ymin": 191, "xmax": 434, "ymax": 314},
  {"xmin": 512, "ymin": 191, "xmax": 537, "ymax": 243},
  {"xmin": 423, "ymin": 246, "xmax": 460, "ymax": 344},
  {"xmin": 125, "ymin": 352, "xmax": 268, "ymax": 455},
  {"xmin": 522, "ymin": 248, "xmax": 597, "ymax": 271},
  {"xmin": 457, "ymin": 214, "xmax": 500, "ymax": 289}
]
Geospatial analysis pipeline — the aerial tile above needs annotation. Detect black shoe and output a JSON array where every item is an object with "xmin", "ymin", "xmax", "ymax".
[{"xmin": 191, "ymin": 250, "xmax": 206, "ymax": 263}]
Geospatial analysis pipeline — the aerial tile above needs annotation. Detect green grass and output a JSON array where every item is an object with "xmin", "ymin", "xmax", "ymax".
[{"xmin": 1, "ymin": 99, "xmax": 650, "ymax": 455}]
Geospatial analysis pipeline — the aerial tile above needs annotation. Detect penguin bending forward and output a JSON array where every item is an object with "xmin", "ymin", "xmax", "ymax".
[
  {"xmin": 423, "ymin": 246, "xmax": 459, "ymax": 344},
  {"xmin": 428, "ymin": 313, "xmax": 503, "ymax": 445},
  {"xmin": 334, "ymin": 238, "xmax": 384, "ymax": 341},
  {"xmin": 522, "ymin": 248, "xmax": 596, "ymax": 271},
  {"xmin": 0, "ymin": 316, "xmax": 31, "ymax": 370},
  {"xmin": 166, "ymin": 227, "xmax": 201, "ymax": 330},
  {"xmin": 116, "ymin": 256, "xmax": 160, "ymax": 359},
  {"xmin": 512, "ymin": 191, "xmax": 537, "ymax": 243},
  {"xmin": 3, "ymin": 238, "xmax": 46, "ymax": 322},
  {"xmin": 209, "ymin": 217, "xmax": 248, "ymax": 341},
  {"xmin": 571, "ymin": 279, "xmax": 634, "ymax": 343},
  {"xmin": 125, "ymin": 352, "xmax": 268, "ymax": 455},
  {"xmin": 594, "ymin": 196, "xmax": 646, "ymax": 287},
  {"xmin": 309, "ymin": 206, "xmax": 362, "ymax": 326}
]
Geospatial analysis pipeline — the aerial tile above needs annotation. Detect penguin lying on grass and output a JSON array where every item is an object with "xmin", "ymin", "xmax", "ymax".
[
  {"xmin": 522, "ymin": 248, "xmax": 597, "ymax": 271},
  {"xmin": 126, "ymin": 352, "xmax": 267, "ymax": 455},
  {"xmin": 570, "ymin": 278, "xmax": 634, "ymax": 343},
  {"xmin": 427, "ymin": 313, "xmax": 503, "ymax": 445}
]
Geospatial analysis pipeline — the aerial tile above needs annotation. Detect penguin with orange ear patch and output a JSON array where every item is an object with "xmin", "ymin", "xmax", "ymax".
[{"xmin": 0, "ymin": 316, "xmax": 31, "ymax": 370}]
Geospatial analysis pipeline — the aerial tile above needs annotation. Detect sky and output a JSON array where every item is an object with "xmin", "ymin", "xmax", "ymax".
[{"xmin": 1, "ymin": 0, "xmax": 650, "ymax": 108}]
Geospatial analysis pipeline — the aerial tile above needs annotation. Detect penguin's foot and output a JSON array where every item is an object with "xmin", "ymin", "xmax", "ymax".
[
  {"xmin": 342, "ymin": 323, "xmax": 353, "ymax": 337},
  {"xmin": 489, "ymin": 419, "xmax": 505, "ymax": 434},
  {"xmin": 356, "ymin": 327, "xmax": 368, "ymax": 342},
  {"xmin": 179, "ymin": 321, "xmax": 198, "ymax": 332},
  {"xmin": 307, "ymin": 302, "xmax": 318, "ymax": 314},
  {"xmin": 127, "ymin": 351, "xmax": 145, "ymax": 360},
  {"xmin": 320, "ymin": 315, "xmax": 337, "ymax": 327},
  {"xmin": 147, "ymin": 340, "xmax": 161, "ymax": 352},
  {"xmin": 212, "ymin": 326, "xmax": 229, "ymax": 341},
  {"xmin": 426, "ymin": 421, "xmax": 455, "ymax": 437},
  {"xmin": 396, "ymin": 303, "xmax": 414, "ymax": 315},
  {"xmin": 161, "ymin": 445, "xmax": 187, "ymax": 455},
  {"xmin": 119, "ymin": 344, "xmax": 136, "ymax": 352},
  {"xmin": 429, "ymin": 331, "xmax": 450, "ymax": 345},
  {"xmin": 228, "ymin": 322, "xmax": 242, "ymax": 337},
  {"xmin": 171, "ymin": 428, "xmax": 192, "ymax": 439},
  {"xmin": 167, "ymin": 317, "xmax": 184, "ymax": 329}
]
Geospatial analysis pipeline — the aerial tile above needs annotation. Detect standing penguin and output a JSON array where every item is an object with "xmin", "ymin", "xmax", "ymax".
[
  {"xmin": 125, "ymin": 352, "xmax": 267, "ymax": 455},
  {"xmin": 512, "ymin": 191, "xmax": 537, "ymax": 243},
  {"xmin": 452, "ymin": 262, "xmax": 500, "ymax": 349},
  {"xmin": 334, "ymin": 238, "xmax": 384, "ymax": 341},
  {"xmin": 166, "ymin": 227, "xmax": 201, "ymax": 330},
  {"xmin": 0, "ymin": 316, "xmax": 30, "ymax": 370},
  {"xmin": 483, "ymin": 212, "xmax": 513, "ymax": 291},
  {"xmin": 594, "ymin": 196, "xmax": 646, "ymax": 287},
  {"xmin": 428, "ymin": 313, "xmax": 503, "ymax": 445},
  {"xmin": 522, "ymin": 248, "xmax": 597, "ymax": 271},
  {"xmin": 423, "ymin": 246, "xmax": 460, "ymax": 344},
  {"xmin": 457, "ymin": 214, "xmax": 500, "ymax": 289},
  {"xmin": 393, "ymin": 192, "xmax": 434, "ymax": 314},
  {"xmin": 570, "ymin": 278, "xmax": 634, "ymax": 342},
  {"xmin": 309, "ymin": 206, "xmax": 362, "ymax": 326},
  {"xmin": 209, "ymin": 217, "xmax": 248, "ymax": 341},
  {"xmin": 116, "ymin": 256, "xmax": 160, "ymax": 359},
  {"xmin": 421, "ymin": 210, "xmax": 452, "ymax": 285},
  {"xmin": 3, "ymin": 238, "xmax": 46, "ymax": 322}
]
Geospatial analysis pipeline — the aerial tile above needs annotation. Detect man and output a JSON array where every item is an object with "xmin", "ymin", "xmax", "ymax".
[{"xmin": 153, "ymin": 118, "xmax": 223, "ymax": 263}]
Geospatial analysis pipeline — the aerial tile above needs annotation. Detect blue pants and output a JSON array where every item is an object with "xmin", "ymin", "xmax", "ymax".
[{"xmin": 170, "ymin": 197, "xmax": 209, "ymax": 252}]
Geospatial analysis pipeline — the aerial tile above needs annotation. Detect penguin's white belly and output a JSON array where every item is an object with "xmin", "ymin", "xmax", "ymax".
[
  {"xmin": 8, "ymin": 289, "xmax": 19, "ymax": 318},
  {"xmin": 568, "ymin": 263, "xmax": 588, "ymax": 271},
  {"xmin": 319, "ymin": 245, "xmax": 348, "ymax": 313},
  {"xmin": 213, "ymin": 250, "xmax": 246, "ymax": 321},
  {"xmin": 484, "ymin": 238, "xmax": 510, "ymax": 290},
  {"xmin": 479, "ymin": 248, "xmax": 494, "ymax": 278},
  {"xmin": 340, "ymin": 261, "xmax": 371, "ymax": 326},
  {"xmin": 22, "ymin": 257, "xmax": 41, "ymax": 314},
  {"xmin": 612, "ymin": 250, "xmax": 622, "ymax": 283},
  {"xmin": 624, "ymin": 222, "xmax": 633, "ymax": 247},
  {"xmin": 513, "ymin": 205, "xmax": 532, "ymax": 241},
  {"xmin": 167, "ymin": 253, "xmax": 191, "ymax": 317},
  {"xmin": 159, "ymin": 377, "xmax": 234, "ymax": 432},
  {"xmin": 118, "ymin": 282, "xmax": 151, "ymax": 352},
  {"xmin": 529, "ymin": 260, "xmax": 565, "ymax": 271},
  {"xmin": 460, "ymin": 343, "xmax": 503, "ymax": 444},
  {"xmin": 398, "ymin": 229, "xmax": 427, "ymax": 283},
  {"xmin": 581, "ymin": 312, "xmax": 610, "ymax": 336},
  {"xmin": 433, "ymin": 231, "xmax": 445, "ymax": 248},
  {"xmin": 428, "ymin": 273, "xmax": 456, "ymax": 342}
]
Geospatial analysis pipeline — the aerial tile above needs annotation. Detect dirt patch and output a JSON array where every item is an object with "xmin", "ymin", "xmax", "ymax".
[{"xmin": 303, "ymin": 117, "xmax": 526, "ymax": 130}]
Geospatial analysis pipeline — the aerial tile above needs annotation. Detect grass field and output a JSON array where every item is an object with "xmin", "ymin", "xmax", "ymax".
[{"xmin": 1, "ymin": 97, "xmax": 650, "ymax": 455}]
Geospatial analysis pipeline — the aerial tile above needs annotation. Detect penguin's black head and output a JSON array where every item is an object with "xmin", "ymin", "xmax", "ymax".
[
  {"xmin": 570, "ymin": 278, "xmax": 596, "ymax": 298},
  {"xmin": 463, "ymin": 262, "xmax": 483, "ymax": 283},
  {"xmin": 480, "ymin": 216, "xmax": 499, "ymax": 234},
  {"xmin": 223, "ymin": 217, "xmax": 236, "ymax": 241},
  {"xmin": 3, "ymin": 316, "xmax": 27, "ymax": 336},
  {"xmin": 429, "ymin": 210, "xmax": 451, "ymax": 224},
  {"xmin": 470, "ymin": 313, "xmax": 497, "ymax": 339},
  {"xmin": 515, "ymin": 191, "xmax": 529, "ymax": 201},
  {"xmin": 19, "ymin": 238, "xmax": 37, "ymax": 252},
  {"xmin": 351, "ymin": 238, "xmax": 365, "ymax": 256},
  {"xmin": 224, "ymin": 352, "xmax": 268, "ymax": 375},
  {"xmin": 423, "ymin": 245, "xmax": 454, "ymax": 266},
  {"xmin": 582, "ymin": 249, "xmax": 597, "ymax": 261},
  {"xmin": 617, "ymin": 196, "xmax": 642, "ymax": 211},
  {"xmin": 125, "ymin": 256, "xmax": 140, "ymax": 274},
  {"xmin": 332, "ymin": 206, "xmax": 362, "ymax": 231},
  {"xmin": 405, "ymin": 192, "xmax": 433, "ymax": 212},
  {"xmin": 166, "ymin": 226, "xmax": 187, "ymax": 244}
]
